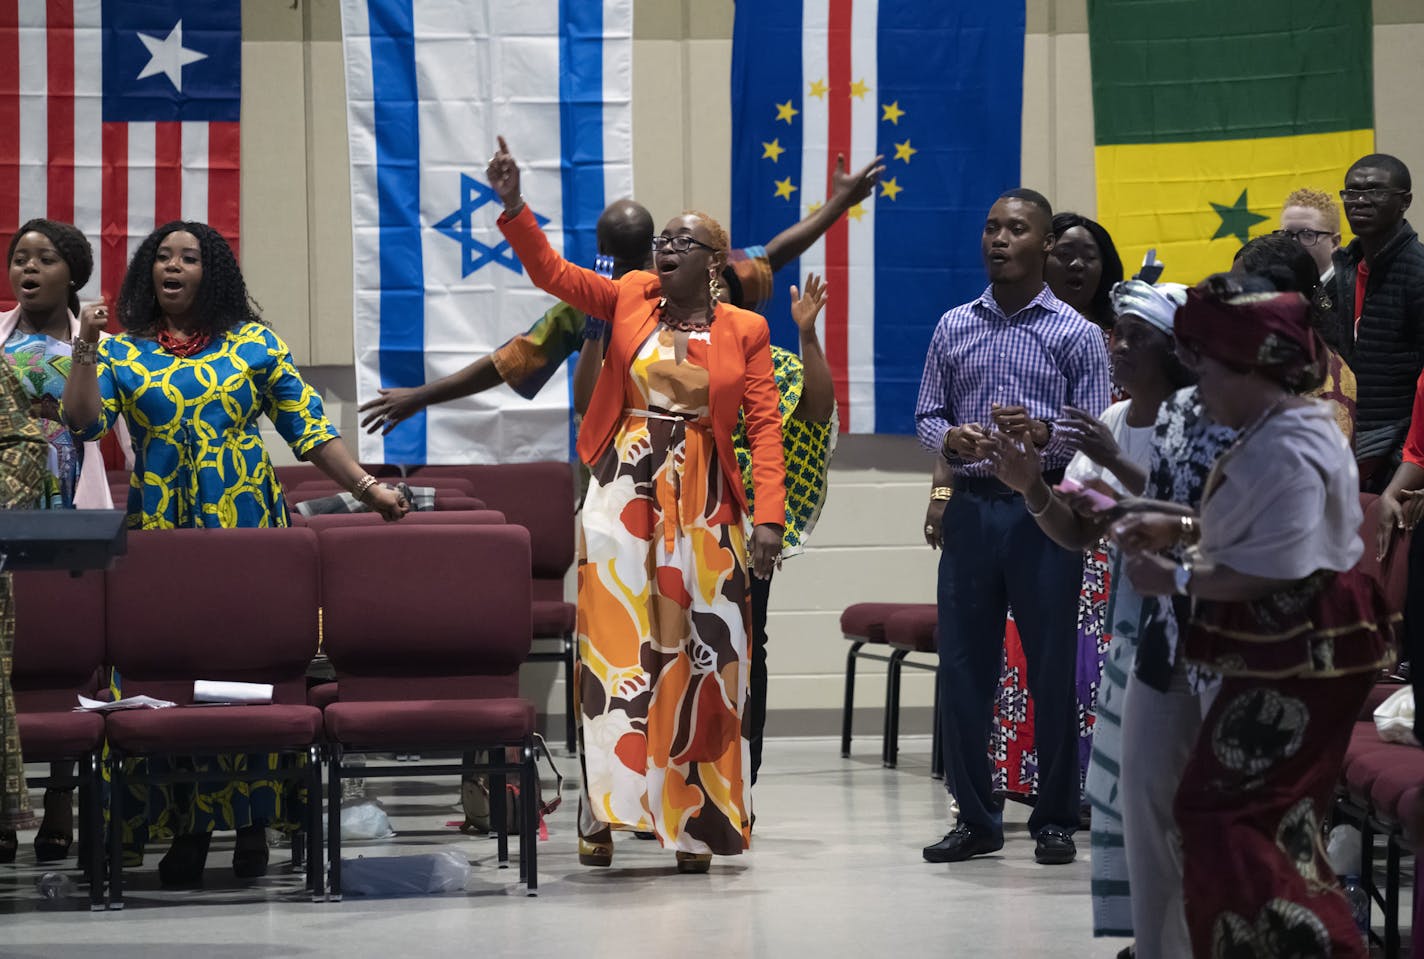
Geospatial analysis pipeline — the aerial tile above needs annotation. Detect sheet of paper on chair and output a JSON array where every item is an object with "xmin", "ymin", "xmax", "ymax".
[
  {"xmin": 74, "ymin": 695, "xmax": 176, "ymax": 711},
  {"xmin": 193, "ymin": 680, "xmax": 273, "ymax": 704}
]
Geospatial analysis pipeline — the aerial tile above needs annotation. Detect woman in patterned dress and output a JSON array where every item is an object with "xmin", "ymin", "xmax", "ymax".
[
  {"xmin": 1116, "ymin": 277, "xmax": 1392, "ymax": 958},
  {"xmin": 62, "ymin": 220, "xmax": 408, "ymax": 885},
  {"xmin": 1, "ymin": 219, "xmax": 134, "ymax": 863},
  {"xmin": 0, "ymin": 358, "xmax": 51, "ymax": 861},
  {"xmin": 490, "ymin": 138, "xmax": 786, "ymax": 873}
]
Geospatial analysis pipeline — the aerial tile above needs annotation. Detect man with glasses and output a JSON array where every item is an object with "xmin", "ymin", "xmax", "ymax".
[
  {"xmin": 1332, "ymin": 153, "xmax": 1424, "ymax": 491},
  {"xmin": 1279, "ymin": 188, "xmax": 1343, "ymax": 338}
]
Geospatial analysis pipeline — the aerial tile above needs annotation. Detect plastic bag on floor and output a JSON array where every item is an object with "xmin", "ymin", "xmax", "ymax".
[
  {"xmin": 341, "ymin": 800, "xmax": 396, "ymax": 841},
  {"xmin": 340, "ymin": 851, "xmax": 471, "ymax": 896},
  {"xmin": 1373, "ymin": 686, "xmax": 1418, "ymax": 746}
]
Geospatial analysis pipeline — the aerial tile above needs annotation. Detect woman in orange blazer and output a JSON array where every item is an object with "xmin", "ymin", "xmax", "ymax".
[{"xmin": 490, "ymin": 140, "xmax": 784, "ymax": 874}]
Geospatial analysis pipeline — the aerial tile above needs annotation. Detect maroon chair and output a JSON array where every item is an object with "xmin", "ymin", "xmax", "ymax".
[
  {"xmin": 317, "ymin": 524, "xmax": 539, "ymax": 896},
  {"xmin": 432, "ymin": 495, "xmax": 489, "ymax": 512},
  {"xmin": 102, "ymin": 527, "xmax": 325, "ymax": 907},
  {"xmin": 273, "ymin": 463, "xmax": 398, "ymax": 491},
  {"xmin": 10, "ymin": 569, "xmax": 108, "ymax": 908},
  {"xmin": 838, "ymin": 602, "xmax": 930, "ymax": 759},
  {"xmin": 883, "ymin": 606, "xmax": 943, "ymax": 778},
  {"xmin": 407, "ymin": 463, "xmax": 578, "ymax": 752},
  {"xmin": 299, "ymin": 509, "xmax": 507, "ymax": 533},
  {"xmin": 293, "ymin": 476, "xmax": 476, "ymax": 499}
]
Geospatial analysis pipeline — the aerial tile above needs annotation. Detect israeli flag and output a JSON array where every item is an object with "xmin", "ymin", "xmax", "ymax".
[{"xmin": 341, "ymin": 0, "xmax": 633, "ymax": 464}]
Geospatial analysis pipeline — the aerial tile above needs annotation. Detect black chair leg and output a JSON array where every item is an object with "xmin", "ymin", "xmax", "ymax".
[
  {"xmin": 883, "ymin": 650, "xmax": 908, "ymax": 768},
  {"xmin": 1385, "ymin": 836, "xmax": 1400, "ymax": 958},
  {"xmin": 841, "ymin": 641, "xmax": 864, "ymax": 758},
  {"xmin": 562, "ymin": 632, "xmax": 577, "ymax": 754},
  {"xmin": 107, "ymin": 753, "xmax": 124, "ymax": 910},
  {"xmin": 83, "ymin": 752, "xmax": 105, "ymax": 910},
  {"xmin": 308, "ymin": 744, "xmax": 325, "ymax": 901},
  {"xmin": 521, "ymin": 741, "xmax": 538, "ymax": 895},
  {"xmin": 490, "ymin": 748, "xmax": 509, "ymax": 866},
  {"xmin": 930, "ymin": 664, "xmax": 944, "ymax": 780},
  {"xmin": 327, "ymin": 743, "xmax": 343, "ymax": 901}
]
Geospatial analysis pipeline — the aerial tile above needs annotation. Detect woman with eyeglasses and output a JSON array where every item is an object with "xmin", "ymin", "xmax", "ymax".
[
  {"xmin": 488, "ymin": 138, "xmax": 785, "ymax": 874},
  {"xmin": 1114, "ymin": 276, "xmax": 1393, "ymax": 958}
]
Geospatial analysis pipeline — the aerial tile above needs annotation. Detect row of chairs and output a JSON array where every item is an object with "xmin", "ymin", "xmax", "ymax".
[
  {"xmin": 107, "ymin": 461, "xmax": 581, "ymax": 754},
  {"xmin": 838, "ymin": 603, "xmax": 941, "ymax": 777},
  {"xmin": 12, "ymin": 521, "xmax": 542, "ymax": 908}
]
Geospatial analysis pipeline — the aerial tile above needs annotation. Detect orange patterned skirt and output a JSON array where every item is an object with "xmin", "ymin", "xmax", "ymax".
[{"xmin": 575, "ymin": 412, "xmax": 752, "ymax": 856}]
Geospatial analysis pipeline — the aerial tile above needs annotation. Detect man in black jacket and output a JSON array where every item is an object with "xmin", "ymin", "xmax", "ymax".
[{"xmin": 1332, "ymin": 153, "xmax": 1424, "ymax": 491}]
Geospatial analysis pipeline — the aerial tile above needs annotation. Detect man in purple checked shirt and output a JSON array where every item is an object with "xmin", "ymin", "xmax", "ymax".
[{"xmin": 915, "ymin": 189, "xmax": 1111, "ymax": 867}]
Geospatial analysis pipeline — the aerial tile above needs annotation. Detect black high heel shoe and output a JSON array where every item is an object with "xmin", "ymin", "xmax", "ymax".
[
  {"xmin": 158, "ymin": 831, "xmax": 211, "ymax": 888},
  {"xmin": 34, "ymin": 789, "xmax": 74, "ymax": 863}
]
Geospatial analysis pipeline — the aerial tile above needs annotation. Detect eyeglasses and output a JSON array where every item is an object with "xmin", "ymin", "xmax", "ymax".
[
  {"xmin": 1339, "ymin": 188, "xmax": 1409, "ymax": 205},
  {"xmin": 1273, "ymin": 228, "xmax": 1334, "ymax": 247},
  {"xmin": 651, "ymin": 235, "xmax": 717, "ymax": 254}
]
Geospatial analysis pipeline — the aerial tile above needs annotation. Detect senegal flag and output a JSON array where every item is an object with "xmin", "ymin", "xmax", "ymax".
[{"xmin": 1089, "ymin": 0, "xmax": 1374, "ymax": 284}]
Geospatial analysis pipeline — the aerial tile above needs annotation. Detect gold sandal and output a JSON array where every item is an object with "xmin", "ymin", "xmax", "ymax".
[
  {"xmin": 578, "ymin": 835, "xmax": 613, "ymax": 867},
  {"xmin": 675, "ymin": 851, "xmax": 711, "ymax": 874}
]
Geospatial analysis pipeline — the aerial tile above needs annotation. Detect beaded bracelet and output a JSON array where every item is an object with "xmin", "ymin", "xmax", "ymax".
[{"xmin": 352, "ymin": 474, "xmax": 378, "ymax": 501}]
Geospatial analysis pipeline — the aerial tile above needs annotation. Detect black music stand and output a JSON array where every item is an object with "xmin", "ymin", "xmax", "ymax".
[{"xmin": 0, "ymin": 509, "xmax": 126, "ymax": 574}]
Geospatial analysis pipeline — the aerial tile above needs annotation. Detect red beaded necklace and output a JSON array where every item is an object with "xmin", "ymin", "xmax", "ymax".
[
  {"xmin": 157, "ymin": 328, "xmax": 212, "ymax": 358},
  {"xmin": 656, "ymin": 296, "xmax": 714, "ymax": 333}
]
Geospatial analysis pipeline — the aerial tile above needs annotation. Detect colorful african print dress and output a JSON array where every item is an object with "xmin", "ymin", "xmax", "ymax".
[
  {"xmin": 67, "ymin": 321, "xmax": 337, "ymax": 846},
  {"xmin": 0, "ymin": 360, "xmax": 49, "ymax": 831},
  {"xmin": 576, "ymin": 327, "xmax": 752, "ymax": 857},
  {"xmin": 70, "ymin": 321, "xmax": 337, "ymax": 528},
  {"xmin": 3, "ymin": 331, "xmax": 80, "ymax": 508},
  {"xmin": 734, "ymin": 345, "xmax": 836, "ymax": 556}
]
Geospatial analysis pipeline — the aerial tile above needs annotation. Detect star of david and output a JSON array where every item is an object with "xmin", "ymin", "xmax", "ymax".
[{"xmin": 433, "ymin": 173, "xmax": 549, "ymax": 277}]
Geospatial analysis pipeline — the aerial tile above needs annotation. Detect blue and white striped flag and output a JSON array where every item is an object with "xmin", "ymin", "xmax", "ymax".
[{"xmin": 341, "ymin": 0, "xmax": 632, "ymax": 464}]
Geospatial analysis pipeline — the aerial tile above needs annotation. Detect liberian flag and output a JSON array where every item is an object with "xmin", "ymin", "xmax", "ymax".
[
  {"xmin": 731, "ymin": 1, "xmax": 1025, "ymax": 434},
  {"xmin": 341, "ymin": 0, "xmax": 632, "ymax": 465},
  {"xmin": 1089, "ymin": 0, "xmax": 1373, "ymax": 283},
  {"xmin": 0, "ymin": 0, "xmax": 241, "ymax": 310}
]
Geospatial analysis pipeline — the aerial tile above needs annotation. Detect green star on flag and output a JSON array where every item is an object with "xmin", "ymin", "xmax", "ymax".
[{"xmin": 1210, "ymin": 189, "xmax": 1270, "ymax": 244}]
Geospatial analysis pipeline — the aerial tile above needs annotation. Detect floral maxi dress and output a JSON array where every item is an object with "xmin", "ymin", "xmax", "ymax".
[{"xmin": 575, "ymin": 328, "xmax": 752, "ymax": 857}]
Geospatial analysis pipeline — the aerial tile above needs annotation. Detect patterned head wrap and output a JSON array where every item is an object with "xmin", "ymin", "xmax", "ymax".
[
  {"xmin": 1175, "ymin": 278, "xmax": 1324, "ymax": 391},
  {"xmin": 1109, "ymin": 280, "xmax": 1187, "ymax": 335}
]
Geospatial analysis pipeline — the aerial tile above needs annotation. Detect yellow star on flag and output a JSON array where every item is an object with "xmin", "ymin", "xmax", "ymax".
[
  {"xmin": 881, "ymin": 101, "xmax": 906, "ymax": 125},
  {"xmin": 893, "ymin": 139, "xmax": 917, "ymax": 163},
  {"xmin": 845, "ymin": 202, "xmax": 866, "ymax": 221},
  {"xmin": 880, "ymin": 178, "xmax": 903, "ymax": 201},
  {"xmin": 762, "ymin": 139, "xmax": 786, "ymax": 162},
  {"xmin": 774, "ymin": 176, "xmax": 798, "ymax": 200},
  {"xmin": 849, "ymin": 78, "xmax": 870, "ymax": 100},
  {"xmin": 808, "ymin": 79, "xmax": 829, "ymax": 100},
  {"xmin": 807, "ymin": 201, "xmax": 824, "ymax": 215},
  {"xmin": 775, "ymin": 100, "xmax": 799, "ymax": 124}
]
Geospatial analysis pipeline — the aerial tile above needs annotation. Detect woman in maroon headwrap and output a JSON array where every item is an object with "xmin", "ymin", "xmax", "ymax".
[{"xmin": 1111, "ymin": 275, "xmax": 1394, "ymax": 958}]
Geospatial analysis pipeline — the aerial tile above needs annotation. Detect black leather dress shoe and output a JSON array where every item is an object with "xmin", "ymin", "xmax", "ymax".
[
  {"xmin": 1034, "ymin": 826, "xmax": 1077, "ymax": 865},
  {"xmin": 922, "ymin": 823, "xmax": 1004, "ymax": 863}
]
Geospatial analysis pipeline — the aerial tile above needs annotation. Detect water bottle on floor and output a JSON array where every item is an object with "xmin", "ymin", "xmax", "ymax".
[
  {"xmin": 36, "ymin": 872, "xmax": 74, "ymax": 901},
  {"xmin": 1340, "ymin": 873, "xmax": 1369, "ymax": 939}
]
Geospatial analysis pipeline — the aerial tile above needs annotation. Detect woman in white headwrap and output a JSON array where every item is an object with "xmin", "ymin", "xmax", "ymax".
[{"xmin": 991, "ymin": 279, "xmax": 1194, "ymax": 956}]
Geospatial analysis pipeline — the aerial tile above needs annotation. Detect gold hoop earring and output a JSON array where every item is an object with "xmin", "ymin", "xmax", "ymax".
[{"xmin": 708, "ymin": 272, "xmax": 723, "ymax": 303}]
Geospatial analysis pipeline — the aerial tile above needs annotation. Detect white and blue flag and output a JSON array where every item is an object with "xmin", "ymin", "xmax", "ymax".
[{"xmin": 341, "ymin": 0, "xmax": 632, "ymax": 464}]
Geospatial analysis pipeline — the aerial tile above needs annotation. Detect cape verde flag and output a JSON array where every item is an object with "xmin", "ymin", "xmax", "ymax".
[
  {"xmin": 0, "ymin": 0, "xmax": 241, "ymax": 308},
  {"xmin": 731, "ymin": 1, "xmax": 1025, "ymax": 434},
  {"xmin": 341, "ymin": 0, "xmax": 632, "ymax": 465}
]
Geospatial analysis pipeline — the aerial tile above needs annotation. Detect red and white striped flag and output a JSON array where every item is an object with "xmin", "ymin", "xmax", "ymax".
[{"xmin": 0, "ymin": 0, "xmax": 241, "ymax": 310}]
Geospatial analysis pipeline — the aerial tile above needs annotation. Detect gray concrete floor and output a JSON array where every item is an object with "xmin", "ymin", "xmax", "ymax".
[{"xmin": 0, "ymin": 738, "xmax": 1406, "ymax": 958}]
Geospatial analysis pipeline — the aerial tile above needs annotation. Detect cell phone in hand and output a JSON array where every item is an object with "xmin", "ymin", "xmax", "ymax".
[{"xmin": 1054, "ymin": 477, "xmax": 1119, "ymax": 513}]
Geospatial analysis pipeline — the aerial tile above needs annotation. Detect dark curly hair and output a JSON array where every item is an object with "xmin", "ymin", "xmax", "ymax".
[
  {"xmin": 1233, "ymin": 234, "xmax": 1318, "ymax": 298},
  {"xmin": 1050, "ymin": 212, "xmax": 1124, "ymax": 328},
  {"xmin": 8, "ymin": 218, "xmax": 93, "ymax": 316},
  {"xmin": 117, "ymin": 221, "xmax": 261, "ymax": 336}
]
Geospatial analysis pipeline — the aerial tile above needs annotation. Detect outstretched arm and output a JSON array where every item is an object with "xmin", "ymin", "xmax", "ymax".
[
  {"xmin": 763, "ymin": 154, "xmax": 885, "ymax": 273},
  {"xmin": 359, "ymin": 358, "xmax": 504, "ymax": 435}
]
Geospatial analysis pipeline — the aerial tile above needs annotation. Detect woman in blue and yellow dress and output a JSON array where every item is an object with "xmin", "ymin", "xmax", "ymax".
[{"xmin": 63, "ymin": 220, "xmax": 408, "ymax": 885}]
